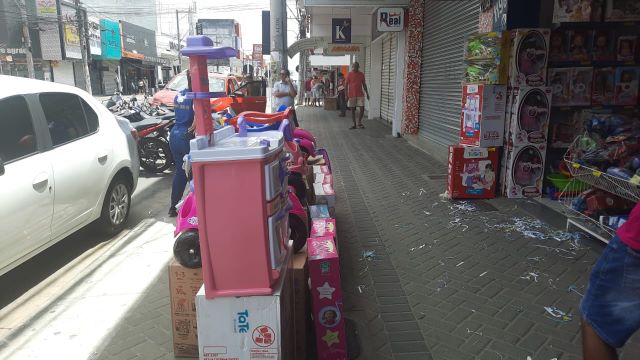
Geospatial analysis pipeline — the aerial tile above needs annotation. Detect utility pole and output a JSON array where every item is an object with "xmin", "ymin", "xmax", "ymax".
[
  {"xmin": 17, "ymin": 0, "xmax": 35, "ymax": 78},
  {"xmin": 176, "ymin": 9, "xmax": 181, "ymax": 71},
  {"xmin": 75, "ymin": 0, "xmax": 91, "ymax": 94}
]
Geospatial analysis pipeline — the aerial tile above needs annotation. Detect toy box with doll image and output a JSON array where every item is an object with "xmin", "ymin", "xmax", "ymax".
[
  {"xmin": 591, "ymin": 30, "xmax": 615, "ymax": 61},
  {"xmin": 549, "ymin": 68, "xmax": 572, "ymax": 106},
  {"xmin": 553, "ymin": 0, "xmax": 596, "ymax": 23},
  {"xmin": 507, "ymin": 86, "xmax": 553, "ymax": 146},
  {"xmin": 459, "ymin": 84, "xmax": 507, "ymax": 147},
  {"xmin": 311, "ymin": 218, "xmax": 337, "ymax": 240},
  {"xmin": 550, "ymin": 109, "xmax": 584, "ymax": 148},
  {"xmin": 509, "ymin": 28, "xmax": 550, "ymax": 87},
  {"xmin": 567, "ymin": 30, "xmax": 591, "ymax": 62},
  {"xmin": 569, "ymin": 67, "xmax": 593, "ymax": 106},
  {"xmin": 447, "ymin": 145, "xmax": 498, "ymax": 199},
  {"xmin": 605, "ymin": 0, "xmax": 640, "ymax": 21},
  {"xmin": 549, "ymin": 30, "xmax": 568, "ymax": 62},
  {"xmin": 502, "ymin": 143, "xmax": 548, "ymax": 198},
  {"xmin": 614, "ymin": 67, "xmax": 640, "ymax": 106},
  {"xmin": 592, "ymin": 67, "xmax": 616, "ymax": 105},
  {"xmin": 616, "ymin": 35, "xmax": 637, "ymax": 62}
]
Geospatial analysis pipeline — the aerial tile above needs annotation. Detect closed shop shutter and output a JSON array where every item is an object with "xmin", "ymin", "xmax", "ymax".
[
  {"xmin": 365, "ymin": 45, "xmax": 371, "ymax": 111},
  {"xmin": 102, "ymin": 61, "xmax": 118, "ymax": 95},
  {"xmin": 419, "ymin": 0, "xmax": 479, "ymax": 148},
  {"xmin": 380, "ymin": 33, "xmax": 397, "ymax": 124},
  {"xmin": 52, "ymin": 61, "xmax": 75, "ymax": 86}
]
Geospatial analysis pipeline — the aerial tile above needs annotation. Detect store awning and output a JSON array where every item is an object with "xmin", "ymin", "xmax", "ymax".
[{"xmin": 287, "ymin": 37, "xmax": 328, "ymax": 58}]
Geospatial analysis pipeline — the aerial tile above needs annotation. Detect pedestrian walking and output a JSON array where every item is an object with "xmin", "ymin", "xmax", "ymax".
[
  {"xmin": 304, "ymin": 78, "xmax": 312, "ymax": 106},
  {"xmin": 580, "ymin": 201, "xmax": 640, "ymax": 360},
  {"xmin": 168, "ymin": 72, "xmax": 195, "ymax": 217},
  {"xmin": 345, "ymin": 62, "xmax": 370, "ymax": 129},
  {"xmin": 272, "ymin": 69, "xmax": 297, "ymax": 110},
  {"xmin": 312, "ymin": 76, "xmax": 325, "ymax": 107}
]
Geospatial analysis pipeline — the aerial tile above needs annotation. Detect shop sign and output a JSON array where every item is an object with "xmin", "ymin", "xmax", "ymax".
[
  {"xmin": 36, "ymin": 0, "xmax": 63, "ymax": 60},
  {"xmin": 377, "ymin": 8, "xmax": 404, "ymax": 32},
  {"xmin": 88, "ymin": 17, "xmax": 102, "ymax": 56},
  {"xmin": 100, "ymin": 19, "xmax": 121, "ymax": 60},
  {"xmin": 305, "ymin": 0, "xmax": 409, "ymax": 5},
  {"xmin": 252, "ymin": 43, "xmax": 262, "ymax": 61},
  {"xmin": 325, "ymin": 43, "xmax": 362, "ymax": 56},
  {"xmin": 331, "ymin": 18, "xmax": 351, "ymax": 44},
  {"xmin": 121, "ymin": 21, "xmax": 157, "ymax": 59},
  {"xmin": 0, "ymin": 48, "xmax": 25, "ymax": 55},
  {"xmin": 60, "ymin": 3, "xmax": 82, "ymax": 59}
]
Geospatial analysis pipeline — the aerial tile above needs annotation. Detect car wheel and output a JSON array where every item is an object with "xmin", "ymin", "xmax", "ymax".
[
  {"xmin": 289, "ymin": 213, "xmax": 308, "ymax": 254},
  {"xmin": 139, "ymin": 137, "xmax": 173, "ymax": 173},
  {"xmin": 173, "ymin": 230, "xmax": 201, "ymax": 268},
  {"xmin": 98, "ymin": 176, "xmax": 131, "ymax": 235}
]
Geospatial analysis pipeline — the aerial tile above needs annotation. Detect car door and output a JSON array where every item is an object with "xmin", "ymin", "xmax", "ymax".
[
  {"xmin": 38, "ymin": 92, "xmax": 112, "ymax": 239},
  {"xmin": 0, "ymin": 95, "xmax": 54, "ymax": 274},
  {"xmin": 230, "ymin": 81, "xmax": 268, "ymax": 113}
]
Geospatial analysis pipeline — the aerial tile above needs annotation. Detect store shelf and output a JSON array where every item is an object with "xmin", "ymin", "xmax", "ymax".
[{"xmin": 563, "ymin": 160, "xmax": 640, "ymax": 202}]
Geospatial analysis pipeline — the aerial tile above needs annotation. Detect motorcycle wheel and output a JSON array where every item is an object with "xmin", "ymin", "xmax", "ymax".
[
  {"xmin": 173, "ymin": 230, "xmax": 202, "ymax": 268},
  {"xmin": 289, "ymin": 213, "xmax": 309, "ymax": 253},
  {"xmin": 138, "ymin": 137, "xmax": 173, "ymax": 173}
]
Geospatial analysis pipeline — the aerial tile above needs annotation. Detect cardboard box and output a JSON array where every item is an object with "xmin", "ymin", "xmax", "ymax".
[
  {"xmin": 606, "ymin": 0, "xmax": 640, "ymax": 21},
  {"xmin": 169, "ymin": 260, "xmax": 204, "ymax": 358},
  {"xmin": 291, "ymin": 251, "xmax": 310, "ymax": 360},
  {"xmin": 314, "ymin": 183, "xmax": 336, "ymax": 208},
  {"xmin": 569, "ymin": 67, "xmax": 593, "ymax": 106},
  {"xmin": 459, "ymin": 84, "xmax": 507, "ymax": 147},
  {"xmin": 591, "ymin": 30, "xmax": 615, "ymax": 61},
  {"xmin": 311, "ymin": 218, "xmax": 337, "ymax": 240},
  {"xmin": 566, "ymin": 30, "xmax": 591, "ymax": 62},
  {"xmin": 314, "ymin": 173, "xmax": 333, "ymax": 185},
  {"xmin": 614, "ymin": 67, "xmax": 640, "ymax": 106},
  {"xmin": 548, "ymin": 68, "xmax": 572, "ymax": 106},
  {"xmin": 447, "ymin": 145, "xmax": 499, "ymax": 199},
  {"xmin": 507, "ymin": 86, "xmax": 552, "ymax": 146},
  {"xmin": 309, "ymin": 205, "xmax": 331, "ymax": 219},
  {"xmin": 307, "ymin": 237, "xmax": 348, "ymax": 360},
  {"xmin": 324, "ymin": 97, "xmax": 337, "ymax": 111},
  {"xmin": 509, "ymin": 28, "xmax": 550, "ymax": 87},
  {"xmin": 553, "ymin": 0, "xmax": 594, "ymax": 23},
  {"xmin": 592, "ymin": 67, "xmax": 616, "ymax": 106},
  {"xmin": 502, "ymin": 143, "xmax": 547, "ymax": 198},
  {"xmin": 196, "ymin": 250, "xmax": 293, "ymax": 360}
]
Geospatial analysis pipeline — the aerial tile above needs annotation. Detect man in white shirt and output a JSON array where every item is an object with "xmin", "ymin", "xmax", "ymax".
[{"xmin": 272, "ymin": 69, "xmax": 297, "ymax": 110}]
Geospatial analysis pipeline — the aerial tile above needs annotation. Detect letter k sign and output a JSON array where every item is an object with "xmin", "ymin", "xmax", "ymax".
[{"xmin": 331, "ymin": 18, "xmax": 351, "ymax": 44}]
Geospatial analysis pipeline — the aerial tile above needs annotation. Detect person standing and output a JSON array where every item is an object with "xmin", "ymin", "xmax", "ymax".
[
  {"xmin": 580, "ymin": 201, "xmax": 640, "ymax": 360},
  {"xmin": 337, "ymin": 72, "xmax": 346, "ymax": 117},
  {"xmin": 304, "ymin": 78, "xmax": 312, "ymax": 106},
  {"xmin": 168, "ymin": 73, "xmax": 195, "ymax": 217},
  {"xmin": 345, "ymin": 61, "xmax": 370, "ymax": 129},
  {"xmin": 272, "ymin": 69, "xmax": 297, "ymax": 110}
]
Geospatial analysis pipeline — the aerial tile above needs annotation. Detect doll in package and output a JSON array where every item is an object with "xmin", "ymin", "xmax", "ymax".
[
  {"xmin": 568, "ymin": 30, "xmax": 591, "ymax": 62},
  {"xmin": 549, "ymin": 68, "xmax": 572, "ymax": 106},
  {"xmin": 590, "ymin": 30, "xmax": 614, "ymax": 61},
  {"xmin": 549, "ymin": 30, "xmax": 568, "ymax": 62},
  {"xmin": 513, "ymin": 30, "xmax": 549, "ymax": 86},
  {"xmin": 512, "ymin": 146, "xmax": 544, "ymax": 188},
  {"xmin": 570, "ymin": 67, "xmax": 594, "ymax": 106},
  {"xmin": 617, "ymin": 35, "xmax": 637, "ymax": 62},
  {"xmin": 592, "ymin": 67, "xmax": 616, "ymax": 105},
  {"xmin": 614, "ymin": 67, "xmax": 640, "ymax": 106},
  {"xmin": 554, "ymin": 0, "xmax": 593, "ymax": 22},
  {"xmin": 517, "ymin": 88, "xmax": 550, "ymax": 143}
]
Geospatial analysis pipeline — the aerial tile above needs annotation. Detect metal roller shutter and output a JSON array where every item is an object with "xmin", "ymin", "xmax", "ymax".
[
  {"xmin": 365, "ymin": 46, "xmax": 372, "ymax": 112},
  {"xmin": 381, "ymin": 33, "xmax": 397, "ymax": 124},
  {"xmin": 102, "ymin": 62, "xmax": 119, "ymax": 95},
  {"xmin": 419, "ymin": 0, "xmax": 479, "ymax": 148}
]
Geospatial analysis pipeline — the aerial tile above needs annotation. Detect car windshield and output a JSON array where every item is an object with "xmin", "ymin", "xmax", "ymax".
[{"xmin": 165, "ymin": 73, "xmax": 225, "ymax": 93}]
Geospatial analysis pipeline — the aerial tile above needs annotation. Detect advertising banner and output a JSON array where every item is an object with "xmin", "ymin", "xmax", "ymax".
[
  {"xmin": 60, "ymin": 3, "xmax": 82, "ymax": 59},
  {"xmin": 377, "ymin": 8, "xmax": 404, "ymax": 32},
  {"xmin": 36, "ymin": 0, "xmax": 63, "ymax": 60},
  {"xmin": 331, "ymin": 18, "xmax": 351, "ymax": 44},
  {"xmin": 121, "ymin": 21, "xmax": 157, "ymax": 59},
  {"xmin": 99, "ymin": 19, "xmax": 121, "ymax": 60},
  {"xmin": 88, "ymin": 17, "xmax": 101, "ymax": 56},
  {"xmin": 252, "ymin": 44, "xmax": 263, "ymax": 61},
  {"xmin": 325, "ymin": 43, "xmax": 362, "ymax": 56}
]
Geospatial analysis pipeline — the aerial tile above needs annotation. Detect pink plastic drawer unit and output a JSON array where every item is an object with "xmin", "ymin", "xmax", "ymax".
[
  {"xmin": 307, "ymin": 236, "xmax": 347, "ymax": 360},
  {"xmin": 190, "ymin": 126, "xmax": 290, "ymax": 299}
]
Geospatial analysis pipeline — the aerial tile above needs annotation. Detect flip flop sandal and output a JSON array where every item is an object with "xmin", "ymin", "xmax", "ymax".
[
  {"xmin": 349, "ymin": 125, "xmax": 357, "ymax": 130},
  {"xmin": 358, "ymin": 124, "xmax": 365, "ymax": 129}
]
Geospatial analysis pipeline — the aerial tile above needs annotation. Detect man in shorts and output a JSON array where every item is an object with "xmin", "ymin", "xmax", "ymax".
[
  {"xmin": 581, "ymin": 201, "xmax": 640, "ymax": 359},
  {"xmin": 345, "ymin": 62, "xmax": 370, "ymax": 129}
]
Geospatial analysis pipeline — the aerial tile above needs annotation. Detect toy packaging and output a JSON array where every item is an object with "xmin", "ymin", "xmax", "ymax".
[
  {"xmin": 591, "ymin": 30, "xmax": 615, "ymax": 61},
  {"xmin": 567, "ymin": 30, "xmax": 591, "ymax": 62},
  {"xmin": 447, "ymin": 145, "xmax": 499, "ymax": 199},
  {"xmin": 169, "ymin": 260, "xmax": 203, "ymax": 358},
  {"xmin": 570, "ymin": 67, "xmax": 594, "ymax": 106},
  {"xmin": 553, "ymin": 0, "xmax": 594, "ymax": 23},
  {"xmin": 459, "ymin": 83, "xmax": 507, "ymax": 147},
  {"xmin": 605, "ymin": 0, "xmax": 640, "ymax": 21},
  {"xmin": 549, "ymin": 30, "xmax": 568, "ymax": 62},
  {"xmin": 617, "ymin": 35, "xmax": 637, "ymax": 62},
  {"xmin": 507, "ymin": 86, "xmax": 553, "ymax": 146},
  {"xmin": 592, "ymin": 67, "xmax": 616, "ymax": 105},
  {"xmin": 307, "ymin": 237, "xmax": 348, "ymax": 360},
  {"xmin": 465, "ymin": 32, "xmax": 502, "ymax": 60},
  {"xmin": 311, "ymin": 218, "xmax": 337, "ymax": 240},
  {"xmin": 509, "ymin": 28, "xmax": 550, "ymax": 87},
  {"xmin": 502, "ymin": 143, "xmax": 548, "ymax": 198},
  {"xmin": 314, "ymin": 173, "xmax": 333, "ymax": 185},
  {"xmin": 309, "ymin": 205, "xmax": 331, "ymax": 219},
  {"xmin": 549, "ymin": 109, "xmax": 583, "ymax": 148},
  {"xmin": 614, "ymin": 67, "xmax": 640, "ymax": 106},
  {"xmin": 314, "ymin": 183, "xmax": 336, "ymax": 208},
  {"xmin": 314, "ymin": 165, "xmax": 331, "ymax": 175},
  {"xmin": 465, "ymin": 61, "xmax": 503, "ymax": 84},
  {"xmin": 549, "ymin": 68, "xmax": 572, "ymax": 106}
]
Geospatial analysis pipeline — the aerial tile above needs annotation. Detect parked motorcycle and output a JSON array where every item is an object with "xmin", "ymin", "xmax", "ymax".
[{"xmin": 134, "ymin": 113, "xmax": 175, "ymax": 173}]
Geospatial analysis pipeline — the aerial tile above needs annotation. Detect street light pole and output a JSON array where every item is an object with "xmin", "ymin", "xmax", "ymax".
[
  {"xmin": 75, "ymin": 0, "xmax": 92, "ymax": 94},
  {"xmin": 17, "ymin": 0, "xmax": 35, "ymax": 78}
]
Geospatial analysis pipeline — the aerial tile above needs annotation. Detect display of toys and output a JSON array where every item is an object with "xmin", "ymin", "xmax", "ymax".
[
  {"xmin": 591, "ymin": 30, "xmax": 615, "ymax": 61},
  {"xmin": 502, "ymin": 143, "xmax": 548, "ymax": 198},
  {"xmin": 447, "ymin": 145, "xmax": 499, "ymax": 199},
  {"xmin": 310, "ymin": 218, "xmax": 337, "ymax": 239},
  {"xmin": 550, "ymin": 109, "xmax": 583, "ymax": 148},
  {"xmin": 553, "ymin": 0, "xmax": 594, "ymax": 23},
  {"xmin": 465, "ymin": 32, "xmax": 502, "ymax": 60},
  {"xmin": 509, "ymin": 28, "xmax": 550, "ymax": 87},
  {"xmin": 605, "ymin": 0, "xmax": 640, "ymax": 22},
  {"xmin": 459, "ymin": 84, "xmax": 507, "ymax": 147},
  {"xmin": 614, "ymin": 67, "xmax": 640, "ymax": 106},
  {"xmin": 549, "ymin": 30, "xmax": 568, "ymax": 62},
  {"xmin": 508, "ymin": 86, "xmax": 553, "ymax": 146},
  {"xmin": 465, "ymin": 61, "xmax": 502, "ymax": 84},
  {"xmin": 567, "ymin": 30, "xmax": 591, "ymax": 62},
  {"xmin": 592, "ymin": 67, "xmax": 616, "ymax": 106},
  {"xmin": 616, "ymin": 35, "xmax": 637, "ymax": 62},
  {"xmin": 571, "ymin": 188, "xmax": 635, "ymax": 217},
  {"xmin": 549, "ymin": 68, "xmax": 572, "ymax": 106},
  {"xmin": 570, "ymin": 67, "xmax": 594, "ymax": 106}
]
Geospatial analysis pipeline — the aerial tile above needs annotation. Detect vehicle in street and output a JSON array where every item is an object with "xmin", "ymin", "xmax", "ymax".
[
  {"xmin": 0, "ymin": 76, "xmax": 139, "ymax": 276},
  {"xmin": 151, "ymin": 70, "xmax": 267, "ymax": 113},
  {"xmin": 132, "ymin": 113, "xmax": 175, "ymax": 173}
]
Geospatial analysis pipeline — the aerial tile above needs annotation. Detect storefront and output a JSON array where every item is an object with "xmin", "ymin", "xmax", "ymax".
[
  {"xmin": 120, "ymin": 21, "xmax": 158, "ymax": 95},
  {"xmin": 93, "ymin": 19, "xmax": 123, "ymax": 95}
]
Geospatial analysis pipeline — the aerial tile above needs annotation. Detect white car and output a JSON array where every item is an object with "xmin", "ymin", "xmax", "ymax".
[{"xmin": 0, "ymin": 76, "xmax": 139, "ymax": 276}]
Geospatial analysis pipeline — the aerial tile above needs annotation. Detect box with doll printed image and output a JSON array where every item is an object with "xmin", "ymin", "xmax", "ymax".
[
  {"xmin": 549, "ymin": 68, "xmax": 572, "ymax": 106},
  {"xmin": 590, "ymin": 30, "xmax": 615, "ymax": 61},
  {"xmin": 549, "ymin": 30, "xmax": 568, "ymax": 62},
  {"xmin": 616, "ymin": 35, "xmax": 637, "ymax": 62},
  {"xmin": 614, "ymin": 67, "xmax": 640, "ymax": 106},
  {"xmin": 553, "ymin": 0, "xmax": 598, "ymax": 23},
  {"xmin": 605, "ymin": 0, "xmax": 640, "ymax": 21},
  {"xmin": 592, "ymin": 67, "xmax": 616, "ymax": 106},
  {"xmin": 567, "ymin": 30, "xmax": 591, "ymax": 62},
  {"xmin": 509, "ymin": 28, "xmax": 550, "ymax": 87},
  {"xmin": 569, "ymin": 67, "xmax": 593, "ymax": 106}
]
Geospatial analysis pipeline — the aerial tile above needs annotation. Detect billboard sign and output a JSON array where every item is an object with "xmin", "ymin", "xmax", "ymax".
[
  {"xmin": 88, "ymin": 17, "xmax": 101, "ymax": 56},
  {"xmin": 99, "ymin": 19, "xmax": 121, "ymax": 60},
  {"xmin": 377, "ymin": 8, "xmax": 404, "ymax": 32},
  {"xmin": 60, "ymin": 3, "xmax": 82, "ymax": 59},
  {"xmin": 36, "ymin": 0, "xmax": 63, "ymax": 60},
  {"xmin": 331, "ymin": 18, "xmax": 351, "ymax": 44},
  {"xmin": 252, "ymin": 43, "xmax": 262, "ymax": 61},
  {"xmin": 121, "ymin": 21, "xmax": 157, "ymax": 59}
]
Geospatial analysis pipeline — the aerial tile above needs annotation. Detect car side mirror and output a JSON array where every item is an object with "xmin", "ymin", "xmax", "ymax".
[{"xmin": 0, "ymin": 156, "xmax": 5, "ymax": 176}]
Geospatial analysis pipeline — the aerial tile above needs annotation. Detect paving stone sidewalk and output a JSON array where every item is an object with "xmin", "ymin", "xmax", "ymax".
[{"xmin": 90, "ymin": 106, "xmax": 640, "ymax": 360}]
